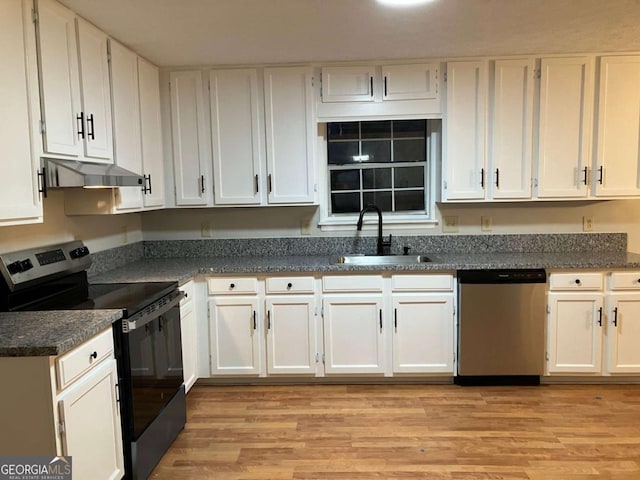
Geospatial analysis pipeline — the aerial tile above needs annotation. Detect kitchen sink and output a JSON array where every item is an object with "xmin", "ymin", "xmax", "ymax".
[{"xmin": 334, "ymin": 254, "xmax": 431, "ymax": 265}]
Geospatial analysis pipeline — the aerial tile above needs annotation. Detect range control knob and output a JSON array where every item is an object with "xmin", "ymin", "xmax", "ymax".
[
  {"xmin": 7, "ymin": 261, "xmax": 23, "ymax": 275},
  {"xmin": 20, "ymin": 259, "xmax": 33, "ymax": 272},
  {"xmin": 70, "ymin": 246, "xmax": 90, "ymax": 259}
]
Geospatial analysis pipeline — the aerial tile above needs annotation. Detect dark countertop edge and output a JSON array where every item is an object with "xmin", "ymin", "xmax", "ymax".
[{"xmin": 0, "ymin": 310, "xmax": 122, "ymax": 358}]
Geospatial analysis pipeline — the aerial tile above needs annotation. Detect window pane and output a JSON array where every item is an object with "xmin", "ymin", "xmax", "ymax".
[
  {"xmin": 331, "ymin": 192, "xmax": 361, "ymax": 213},
  {"xmin": 361, "ymin": 120, "xmax": 391, "ymax": 139},
  {"xmin": 362, "ymin": 168, "xmax": 391, "ymax": 189},
  {"xmin": 362, "ymin": 140, "xmax": 391, "ymax": 163},
  {"xmin": 363, "ymin": 191, "xmax": 392, "ymax": 212},
  {"xmin": 395, "ymin": 166, "xmax": 425, "ymax": 188},
  {"xmin": 331, "ymin": 169, "xmax": 360, "ymax": 191},
  {"xmin": 328, "ymin": 141, "xmax": 359, "ymax": 165},
  {"xmin": 393, "ymin": 120, "xmax": 426, "ymax": 138},
  {"xmin": 393, "ymin": 139, "xmax": 425, "ymax": 162},
  {"xmin": 395, "ymin": 190, "xmax": 425, "ymax": 211},
  {"xmin": 328, "ymin": 122, "xmax": 359, "ymax": 140}
]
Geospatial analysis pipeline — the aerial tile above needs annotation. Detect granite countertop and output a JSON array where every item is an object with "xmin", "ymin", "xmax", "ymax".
[
  {"xmin": 5, "ymin": 249, "xmax": 640, "ymax": 358},
  {"xmin": 88, "ymin": 251, "xmax": 640, "ymax": 284},
  {"xmin": 0, "ymin": 309, "xmax": 122, "ymax": 357}
]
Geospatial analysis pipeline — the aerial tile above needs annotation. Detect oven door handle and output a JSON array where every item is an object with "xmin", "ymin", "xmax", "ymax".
[{"xmin": 122, "ymin": 290, "xmax": 185, "ymax": 333}]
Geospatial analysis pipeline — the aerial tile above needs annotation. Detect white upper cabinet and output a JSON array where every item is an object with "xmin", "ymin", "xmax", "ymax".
[
  {"xmin": 488, "ymin": 58, "xmax": 534, "ymax": 199},
  {"xmin": 169, "ymin": 70, "xmax": 212, "ymax": 206},
  {"xmin": 0, "ymin": 0, "xmax": 43, "ymax": 226},
  {"xmin": 36, "ymin": 0, "xmax": 113, "ymax": 163},
  {"xmin": 318, "ymin": 63, "xmax": 442, "ymax": 120},
  {"xmin": 442, "ymin": 60, "xmax": 487, "ymax": 201},
  {"xmin": 138, "ymin": 57, "xmax": 165, "ymax": 208},
  {"xmin": 109, "ymin": 39, "xmax": 143, "ymax": 210},
  {"xmin": 264, "ymin": 66, "xmax": 317, "ymax": 204},
  {"xmin": 209, "ymin": 69, "xmax": 263, "ymax": 205},
  {"xmin": 594, "ymin": 55, "xmax": 640, "ymax": 197},
  {"xmin": 536, "ymin": 57, "xmax": 594, "ymax": 198},
  {"xmin": 321, "ymin": 65, "xmax": 376, "ymax": 103},
  {"xmin": 382, "ymin": 64, "xmax": 439, "ymax": 101}
]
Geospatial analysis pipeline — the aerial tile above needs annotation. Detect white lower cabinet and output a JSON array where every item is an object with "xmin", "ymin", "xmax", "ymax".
[
  {"xmin": 180, "ymin": 280, "xmax": 198, "ymax": 392},
  {"xmin": 322, "ymin": 294, "xmax": 386, "ymax": 374},
  {"xmin": 0, "ymin": 328, "xmax": 124, "ymax": 479},
  {"xmin": 392, "ymin": 294, "xmax": 454, "ymax": 374},
  {"xmin": 547, "ymin": 271, "xmax": 640, "ymax": 376},
  {"xmin": 265, "ymin": 295, "xmax": 316, "ymax": 374}
]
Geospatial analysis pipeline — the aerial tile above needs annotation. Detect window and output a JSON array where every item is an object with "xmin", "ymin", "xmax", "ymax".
[{"xmin": 326, "ymin": 120, "xmax": 433, "ymax": 219}]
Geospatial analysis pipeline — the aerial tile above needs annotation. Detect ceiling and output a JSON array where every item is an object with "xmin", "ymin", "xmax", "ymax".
[{"xmin": 58, "ymin": 0, "xmax": 640, "ymax": 67}]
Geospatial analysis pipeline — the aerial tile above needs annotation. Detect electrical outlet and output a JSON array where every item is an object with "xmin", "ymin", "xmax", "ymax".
[
  {"xmin": 442, "ymin": 215, "xmax": 459, "ymax": 233},
  {"xmin": 583, "ymin": 216, "xmax": 593, "ymax": 232},
  {"xmin": 201, "ymin": 222, "xmax": 212, "ymax": 237},
  {"xmin": 300, "ymin": 218, "xmax": 312, "ymax": 235},
  {"xmin": 121, "ymin": 226, "xmax": 128, "ymax": 244},
  {"xmin": 481, "ymin": 216, "xmax": 492, "ymax": 232}
]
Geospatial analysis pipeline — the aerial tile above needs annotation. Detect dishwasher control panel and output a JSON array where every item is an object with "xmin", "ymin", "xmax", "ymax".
[{"xmin": 458, "ymin": 269, "xmax": 546, "ymax": 284}]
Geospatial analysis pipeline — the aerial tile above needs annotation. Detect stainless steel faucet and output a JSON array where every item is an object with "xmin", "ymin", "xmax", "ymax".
[{"xmin": 356, "ymin": 204, "xmax": 392, "ymax": 255}]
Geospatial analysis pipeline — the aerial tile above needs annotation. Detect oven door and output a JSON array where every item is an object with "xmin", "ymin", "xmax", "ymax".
[{"xmin": 117, "ymin": 292, "xmax": 184, "ymax": 440}]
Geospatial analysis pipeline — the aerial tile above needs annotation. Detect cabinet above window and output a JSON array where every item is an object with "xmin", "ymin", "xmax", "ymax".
[{"xmin": 317, "ymin": 63, "xmax": 443, "ymax": 121}]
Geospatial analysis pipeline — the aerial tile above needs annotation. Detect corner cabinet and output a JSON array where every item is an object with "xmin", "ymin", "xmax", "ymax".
[
  {"xmin": 0, "ymin": 329, "xmax": 124, "ymax": 479},
  {"xmin": 0, "ymin": 0, "xmax": 43, "ymax": 226},
  {"xmin": 36, "ymin": 0, "xmax": 113, "ymax": 163}
]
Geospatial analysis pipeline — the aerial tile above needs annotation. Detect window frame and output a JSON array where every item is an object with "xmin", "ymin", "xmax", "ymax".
[{"xmin": 317, "ymin": 120, "xmax": 440, "ymax": 231}]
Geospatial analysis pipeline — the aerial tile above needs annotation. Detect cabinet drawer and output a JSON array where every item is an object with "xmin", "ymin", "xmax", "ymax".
[
  {"xmin": 391, "ymin": 274, "xmax": 453, "ymax": 292},
  {"xmin": 266, "ymin": 276, "xmax": 315, "ymax": 294},
  {"xmin": 323, "ymin": 275, "xmax": 383, "ymax": 293},
  {"xmin": 548, "ymin": 272, "xmax": 603, "ymax": 291},
  {"xmin": 609, "ymin": 272, "xmax": 640, "ymax": 290},
  {"xmin": 208, "ymin": 277, "xmax": 258, "ymax": 295},
  {"xmin": 180, "ymin": 280, "xmax": 195, "ymax": 307},
  {"xmin": 56, "ymin": 328, "xmax": 114, "ymax": 391}
]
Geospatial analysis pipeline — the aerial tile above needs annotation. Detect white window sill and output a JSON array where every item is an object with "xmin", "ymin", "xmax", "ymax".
[{"xmin": 318, "ymin": 214, "xmax": 438, "ymax": 232}]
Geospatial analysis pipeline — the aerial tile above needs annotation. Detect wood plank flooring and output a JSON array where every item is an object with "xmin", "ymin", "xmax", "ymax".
[{"xmin": 151, "ymin": 384, "xmax": 640, "ymax": 479}]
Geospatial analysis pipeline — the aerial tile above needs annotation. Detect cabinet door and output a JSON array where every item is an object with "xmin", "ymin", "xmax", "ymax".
[
  {"xmin": 322, "ymin": 295, "xmax": 385, "ymax": 374},
  {"xmin": 138, "ymin": 57, "xmax": 165, "ymax": 208},
  {"xmin": 169, "ymin": 70, "xmax": 211, "ymax": 206},
  {"xmin": 36, "ymin": 0, "xmax": 82, "ymax": 157},
  {"xmin": 180, "ymin": 289, "xmax": 197, "ymax": 392},
  {"xmin": 392, "ymin": 294, "xmax": 454, "ymax": 374},
  {"xmin": 109, "ymin": 39, "xmax": 143, "ymax": 211},
  {"xmin": 76, "ymin": 18, "xmax": 113, "ymax": 162},
  {"xmin": 209, "ymin": 69, "xmax": 262, "ymax": 205},
  {"xmin": 209, "ymin": 297, "xmax": 260, "ymax": 375},
  {"xmin": 264, "ymin": 66, "xmax": 316, "ymax": 204},
  {"xmin": 265, "ymin": 296, "xmax": 316, "ymax": 374},
  {"xmin": 0, "ymin": 0, "xmax": 42, "ymax": 225},
  {"xmin": 382, "ymin": 63, "xmax": 438, "ymax": 101},
  {"xmin": 595, "ymin": 56, "xmax": 640, "ymax": 197},
  {"xmin": 606, "ymin": 294, "xmax": 640, "ymax": 374},
  {"xmin": 321, "ymin": 66, "xmax": 375, "ymax": 103},
  {"xmin": 536, "ymin": 57, "xmax": 594, "ymax": 198},
  {"xmin": 547, "ymin": 292, "xmax": 603, "ymax": 374},
  {"xmin": 443, "ymin": 61, "xmax": 487, "ymax": 201},
  {"xmin": 489, "ymin": 58, "xmax": 534, "ymax": 199},
  {"xmin": 57, "ymin": 359, "xmax": 124, "ymax": 480}
]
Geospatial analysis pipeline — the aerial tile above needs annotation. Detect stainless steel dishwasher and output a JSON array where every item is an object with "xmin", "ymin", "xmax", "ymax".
[{"xmin": 456, "ymin": 269, "xmax": 547, "ymax": 385}]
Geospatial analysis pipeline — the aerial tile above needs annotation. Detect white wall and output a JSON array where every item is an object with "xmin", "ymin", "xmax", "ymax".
[
  {"xmin": 141, "ymin": 200, "xmax": 640, "ymax": 252},
  {"xmin": 0, "ymin": 191, "xmax": 142, "ymax": 254}
]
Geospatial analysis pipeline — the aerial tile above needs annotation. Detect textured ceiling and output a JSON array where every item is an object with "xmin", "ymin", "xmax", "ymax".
[{"xmin": 58, "ymin": 0, "xmax": 640, "ymax": 67}]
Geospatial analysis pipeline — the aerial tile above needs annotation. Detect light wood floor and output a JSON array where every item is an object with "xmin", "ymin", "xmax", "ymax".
[{"xmin": 150, "ymin": 384, "xmax": 640, "ymax": 479}]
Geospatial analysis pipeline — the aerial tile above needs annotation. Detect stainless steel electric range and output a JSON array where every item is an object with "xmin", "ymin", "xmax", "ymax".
[{"xmin": 0, "ymin": 240, "xmax": 186, "ymax": 480}]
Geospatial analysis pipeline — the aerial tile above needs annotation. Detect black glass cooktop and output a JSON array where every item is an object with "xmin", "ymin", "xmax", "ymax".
[{"xmin": 74, "ymin": 282, "xmax": 178, "ymax": 317}]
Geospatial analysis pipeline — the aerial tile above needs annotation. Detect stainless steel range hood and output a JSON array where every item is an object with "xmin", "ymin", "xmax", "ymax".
[{"xmin": 44, "ymin": 158, "xmax": 144, "ymax": 188}]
